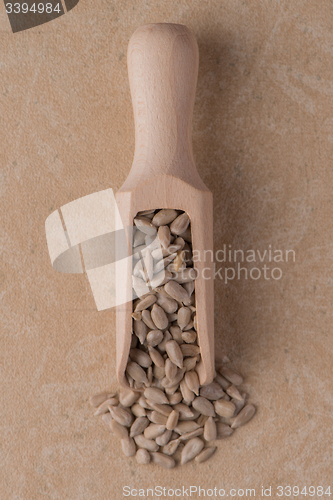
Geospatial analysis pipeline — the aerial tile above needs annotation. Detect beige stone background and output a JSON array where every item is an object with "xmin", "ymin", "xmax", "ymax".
[{"xmin": 1, "ymin": 0, "xmax": 333, "ymax": 498}]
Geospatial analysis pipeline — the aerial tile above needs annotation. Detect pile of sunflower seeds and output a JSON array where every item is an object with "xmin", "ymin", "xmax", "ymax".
[{"xmin": 90, "ymin": 209, "xmax": 255, "ymax": 468}]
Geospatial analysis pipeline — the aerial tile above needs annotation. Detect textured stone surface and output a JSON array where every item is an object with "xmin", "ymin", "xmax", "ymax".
[{"xmin": 1, "ymin": 0, "xmax": 333, "ymax": 498}]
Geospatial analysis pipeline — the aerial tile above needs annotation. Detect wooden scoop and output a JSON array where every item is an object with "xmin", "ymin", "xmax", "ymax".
[{"xmin": 115, "ymin": 23, "xmax": 214, "ymax": 388}]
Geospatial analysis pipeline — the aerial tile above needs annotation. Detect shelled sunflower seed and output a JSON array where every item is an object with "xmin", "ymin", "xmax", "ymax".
[{"xmin": 90, "ymin": 209, "xmax": 256, "ymax": 468}]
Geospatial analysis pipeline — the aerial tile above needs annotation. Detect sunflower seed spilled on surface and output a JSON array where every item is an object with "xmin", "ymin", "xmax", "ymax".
[
  {"xmin": 94, "ymin": 398, "xmax": 118, "ymax": 416},
  {"xmin": 179, "ymin": 428, "xmax": 204, "ymax": 441},
  {"xmin": 136, "ymin": 448, "xmax": 151, "ymax": 464},
  {"xmin": 89, "ymin": 392, "xmax": 115, "ymax": 408},
  {"xmin": 90, "ymin": 210, "xmax": 256, "ymax": 469},
  {"xmin": 121, "ymin": 437, "xmax": 136, "ymax": 457},
  {"xmin": 195, "ymin": 447, "xmax": 217, "ymax": 463},
  {"xmin": 109, "ymin": 419, "xmax": 129, "ymax": 439},
  {"xmin": 130, "ymin": 417, "xmax": 150, "ymax": 438},
  {"xmin": 151, "ymin": 452, "xmax": 176, "ymax": 469},
  {"xmin": 174, "ymin": 421, "xmax": 200, "ymax": 435},
  {"xmin": 181, "ymin": 437, "xmax": 204, "ymax": 465},
  {"xmin": 199, "ymin": 382, "xmax": 225, "ymax": 400},
  {"xmin": 192, "ymin": 397, "xmax": 216, "ymax": 417},
  {"xmin": 226, "ymin": 384, "xmax": 243, "ymax": 401},
  {"xmin": 214, "ymin": 399, "xmax": 236, "ymax": 418},
  {"xmin": 152, "ymin": 209, "xmax": 178, "ymax": 227}
]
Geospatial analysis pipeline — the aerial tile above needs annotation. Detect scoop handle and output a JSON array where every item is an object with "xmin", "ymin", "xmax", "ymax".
[{"xmin": 124, "ymin": 23, "xmax": 203, "ymax": 188}]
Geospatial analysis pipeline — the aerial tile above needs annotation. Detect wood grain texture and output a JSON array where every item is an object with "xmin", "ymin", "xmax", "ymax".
[{"xmin": 115, "ymin": 23, "xmax": 214, "ymax": 388}]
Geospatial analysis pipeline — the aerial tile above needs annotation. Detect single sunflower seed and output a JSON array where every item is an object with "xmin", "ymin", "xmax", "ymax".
[
  {"xmin": 166, "ymin": 410, "xmax": 179, "ymax": 430},
  {"xmin": 121, "ymin": 437, "xmax": 136, "ymax": 457},
  {"xmin": 179, "ymin": 227, "xmax": 191, "ymax": 242},
  {"xmin": 170, "ymin": 213, "xmax": 190, "ymax": 235},
  {"xmin": 133, "ymin": 320, "xmax": 148, "ymax": 344},
  {"xmin": 89, "ymin": 391, "xmax": 115, "ymax": 408},
  {"xmin": 203, "ymin": 417, "xmax": 217, "ymax": 441},
  {"xmin": 109, "ymin": 406, "xmax": 134, "ymax": 428},
  {"xmin": 165, "ymin": 358, "xmax": 178, "ymax": 380},
  {"xmin": 94, "ymin": 398, "xmax": 118, "ymax": 416},
  {"xmin": 164, "ymin": 280, "xmax": 190, "ymax": 304},
  {"xmin": 144, "ymin": 423, "xmax": 166, "ymax": 440},
  {"xmin": 146, "ymin": 330, "xmax": 164, "ymax": 347},
  {"xmin": 135, "ymin": 448, "xmax": 151, "ymax": 465},
  {"xmin": 148, "ymin": 411, "xmax": 168, "ymax": 425},
  {"xmin": 230, "ymin": 404, "xmax": 256, "ymax": 429},
  {"xmin": 173, "ymin": 267, "xmax": 198, "ymax": 284},
  {"xmin": 214, "ymin": 399, "xmax": 236, "ymax": 418},
  {"xmin": 147, "ymin": 402, "xmax": 173, "ymax": 416},
  {"xmin": 130, "ymin": 348, "xmax": 152, "ymax": 369},
  {"xmin": 219, "ymin": 366, "xmax": 243, "ymax": 386},
  {"xmin": 151, "ymin": 304, "xmax": 169, "ymax": 330},
  {"xmin": 109, "ymin": 418, "xmax": 129, "ymax": 439},
  {"xmin": 134, "ymin": 216, "xmax": 157, "ymax": 236},
  {"xmin": 130, "ymin": 417, "xmax": 150, "ymax": 438},
  {"xmin": 195, "ymin": 447, "xmax": 217, "ymax": 463},
  {"xmin": 162, "ymin": 438, "xmax": 180, "ymax": 456},
  {"xmin": 179, "ymin": 428, "xmax": 204, "ymax": 441},
  {"xmin": 152, "ymin": 209, "xmax": 178, "ymax": 227},
  {"xmin": 174, "ymin": 421, "xmax": 200, "ymax": 435},
  {"xmin": 226, "ymin": 384, "xmax": 243, "ymax": 401},
  {"xmin": 141, "ymin": 309, "xmax": 157, "ymax": 330},
  {"xmin": 199, "ymin": 382, "xmax": 225, "ymax": 401},
  {"xmin": 180, "ymin": 344, "xmax": 200, "ymax": 357},
  {"xmin": 179, "ymin": 378, "xmax": 195, "ymax": 404},
  {"xmin": 192, "ymin": 397, "xmax": 216, "ymax": 417},
  {"xmin": 184, "ymin": 371, "xmax": 200, "ymax": 396},
  {"xmin": 119, "ymin": 389, "xmax": 140, "ymax": 407},
  {"xmin": 156, "ymin": 429, "xmax": 172, "ymax": 447},
  {"xmin": 157, "ymin": 225, "xmax": 171, "ymax": 249},
  {"xmin": 168, "ymin": 392, "xmax": 182, "ymax": 405},
  {"xmin": 126, "ymin": 361, "xmax": 148, "ymax": 385},
  {"xmin": 151, "ymin": 452, "xmax": 176, "ymax": 469},
  {"xmin": 173, "ymin": 403, "xmax": 195, "ymax": 419},
  {"xmin": 148, "ymin": 346, "xmax": 165, "ymax": 367},
  {"xmin": 216, "ymin": 422, "xmax": 234, "ymax": 439},
  {"xmin": 144, "ymin": 387, "xmax": 169, "ymax": 405},
  {"xmin": 169, "ymin": 325, "xmax": 183, "ymax": 344},
  {"xmin": 182, "ymin": 330, "xmax": 197, "ymax": 344},
  {"xmin": 180, "ymin": 437, "xmax": 204, "ymax": 465},
  {"xmin": 183, "ymin": 356, "xmax": 197, "ymax": 371},
  {"xmin": 131, "ymin": 403, "xmax": 146, "ymax": 418},
  {"xmin": 156, "ymin": 294, "xmax": 178, "ymax": 314},
  {"xmin": 134, "ymin": 295, "xmax": 157, "ymax": 312}
]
